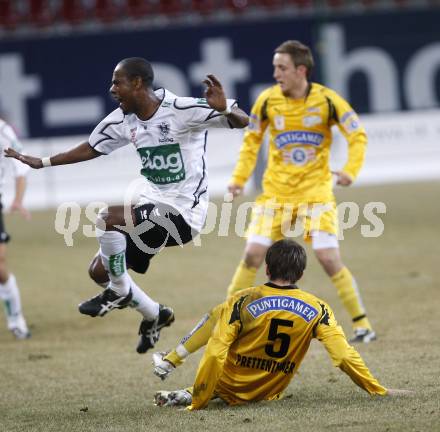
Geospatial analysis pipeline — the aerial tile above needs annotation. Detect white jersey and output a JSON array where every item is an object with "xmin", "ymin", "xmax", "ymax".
[
  {"xmin": 89, "ymin": 88, "xmax": 237, "ymax": 232},
  {"xmin": 0, "ymin": 119, "xmax": 29, "ymax": 196}
]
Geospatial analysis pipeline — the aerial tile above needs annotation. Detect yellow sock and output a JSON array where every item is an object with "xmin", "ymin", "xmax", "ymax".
[
  {"xmin": 227, "ymin": 260, "xmax": 258, "ymax": 298},
  {"xmin": 164, "ymin": 350, "xmax": 184, "ymax": 367},
  {"xmin": 164, "ymin": 305, "xmax": 222, "ymax": 367},
  {"xmin": 331, "ymin": 267, "xmax": 372, "ymax": 331}
]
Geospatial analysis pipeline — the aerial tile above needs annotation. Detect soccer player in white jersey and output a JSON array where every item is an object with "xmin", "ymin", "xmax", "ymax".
[
  {"xmin": 5, "ymin": 57, "xmax": 248, "ymax": 352},
  {"xmin": 0, "ymin": 117, "xmax": 31, "ymax": 339}
]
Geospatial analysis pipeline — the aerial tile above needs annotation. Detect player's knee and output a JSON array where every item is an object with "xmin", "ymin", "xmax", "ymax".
[
  {"xmin": 99, "ymin": 206, "xmax": 131, "ymax": 231},
  {"xmin": 0, "ymin": 267, "xmax": 8, "ymax": 284},
  {"xmin": 88, "ymin": 255, "xmax": 108, "ymax": 285},
  {"xmin": 315, "ymin": 249, "xmax": 342, "ymax": 275},
  {"xmin": 0, "ymin": 257, "xmax": 8, "ymax": 282},
  {"xmin": 88, "ymin": 259, "xmax": 98, "ymax": 282},
  {"xmin": 96, "ymin": 207, "xmax": 110, "ymax": 231}
]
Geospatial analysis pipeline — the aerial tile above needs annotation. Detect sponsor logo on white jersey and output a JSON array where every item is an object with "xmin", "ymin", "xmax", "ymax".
[{"xmin": 138, "ymin": 143, "xmax": 185, "ymax": 184}]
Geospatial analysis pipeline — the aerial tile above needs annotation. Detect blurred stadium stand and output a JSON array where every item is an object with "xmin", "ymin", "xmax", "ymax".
[{"xmin": 0, "ymin": 0, "xmax": 439, "ymax": 32}]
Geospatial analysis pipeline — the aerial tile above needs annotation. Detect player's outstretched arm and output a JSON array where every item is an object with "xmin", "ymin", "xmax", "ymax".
[
  {"xmin": 5, "ymin": 141, "xmax": 101, "ymax": 169},
  {"xmin": 203, "ymin": 74, "xmax": 249, "ymax": 129}
]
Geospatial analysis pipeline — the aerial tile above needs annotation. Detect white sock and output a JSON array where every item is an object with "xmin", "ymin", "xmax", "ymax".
[
  {"xmin": 0, "ymin": 274, "xmax": 23, "ymax": 318},
  {"xmin": 176, "ymin": 344, "xmax": 190, "ymax": 359},
  {"xmin": 99, "ymin": 231, "xmax": 130, "ymax": 297},
  {"xmin": 128, "ymin": 274, "xmax": 159, "ymax": 320}
]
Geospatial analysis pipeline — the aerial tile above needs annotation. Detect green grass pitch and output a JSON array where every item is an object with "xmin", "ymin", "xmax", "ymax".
[{"xmin": 0, "ymin": 181, "xmax": 439, "ymax": 431}]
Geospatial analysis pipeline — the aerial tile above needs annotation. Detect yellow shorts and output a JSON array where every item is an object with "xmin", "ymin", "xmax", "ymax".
[{"xmin": 246, "ymin": 195, "xmax": 338, "ymax": 244}]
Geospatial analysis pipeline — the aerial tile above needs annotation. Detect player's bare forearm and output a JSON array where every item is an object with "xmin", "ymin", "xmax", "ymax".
[
  {"xmin": 5, "ymin": 141, "xmax": 101, "ymax": 169},
  {"xmin": 226, "ymin": 107, "xmax": 249, "ymax": 129},
  {"xmin": 48, "ymin": 142, "xmax": 101, "ymax": 166}
]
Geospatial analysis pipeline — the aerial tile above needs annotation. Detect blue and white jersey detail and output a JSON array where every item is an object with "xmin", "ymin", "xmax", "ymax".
[
  {"xmin": 246, "ymin": 296, "xmax": 319, "ymax": 322},
  {"xmin": 274, "ymin": 131, "xmax": 324, "ymax": 148}
]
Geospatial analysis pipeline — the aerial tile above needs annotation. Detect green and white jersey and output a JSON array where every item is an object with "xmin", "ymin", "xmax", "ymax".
[
  {"xmin": 0, "ymin": 118, "xmax": 28, "ymax": 194},
  {"xmin": 89, "ymin": 89, "xmax": 237, "ymax": 232}
]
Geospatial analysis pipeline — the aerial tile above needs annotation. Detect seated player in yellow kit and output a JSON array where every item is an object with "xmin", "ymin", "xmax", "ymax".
[
  {"xmin": 152, "ymin": 240, "xmax": 409, "ymax": 409},
  {"xmin": 227, "ymin": 40, "xmax": 375, "ymax": 343}
]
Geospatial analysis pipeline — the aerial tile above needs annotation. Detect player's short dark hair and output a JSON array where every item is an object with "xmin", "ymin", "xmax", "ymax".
[
  {"xmin": 118, "ymin": 57, "xmax": 154, "ymax": 88},
  {"xmin": 265, "ymin": 239, "xmax": 307, "ymax": 284},
  {"xmin": 274, "ymin": 40, "xmax": 314, "ymax": 79}
]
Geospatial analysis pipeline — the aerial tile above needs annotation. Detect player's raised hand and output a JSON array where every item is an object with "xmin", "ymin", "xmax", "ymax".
[
  {"xmin": 5, "ymin": 148, "xmax": 43, "ymax": 169},
  {"xmin": 203, "ymin": 74, "xmax": 228, "ymax": 112}
]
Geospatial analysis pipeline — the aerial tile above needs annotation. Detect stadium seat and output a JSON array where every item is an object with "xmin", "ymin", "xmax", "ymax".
[
  {"xmin": 191, "ymin": 0, "xmax": 217, "ymax": 15},
  {"xmin": 159, "ymin": 0, "xmax": 183, "ymax": 16},
  {"xmin": 286, "ymin": 0, "xmax": 312, "ymax": 8},
  {"xmin": 93, "ymin": 0, "xmax": 119, "ymax": 22},
  {"xmin": 225, "ymin": 0, "xmax": 251, "ymax": 13},
  {"xmin": 0, "ymin": 0, "xmax": 19, "ymax": 29},
  {"xmin": 28, "ymin": 0, "xmax": 51, "ymax": 26},
  {"xmin": 258, "ymin": 0, "xmax": 283, "ymax": 9},
  {"xmin": 325, "ymin": 0, "xmax": 344, "ymax": 7},
  {"xmin": 59, "ymin": 0, "xmax": 85, "ymax": 24},
  {"xmin": 125, "ymin": 0, "xmax": 154, "ymax": 18}
]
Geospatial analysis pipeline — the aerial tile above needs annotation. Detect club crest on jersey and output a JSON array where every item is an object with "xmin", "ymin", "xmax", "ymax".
[
  {"xmin": 246, "ymin": 296, "xmax": 318, "ymax": 322},
  {"xmin": 303, "ymin": 115, "xmax": 322, "ymax": 127},
  {"xmin": 340, "ymin": 111, "xmax": 361, "ymax": 133},
  {"xmin": 283, "ymin": 147, "xmax": 316, "ymax": 166},
  {"xmin": 275, "ymin": 131, "xmax": 324, "ymax": 148},
  {"xmin": 274, "ymin": 115, "xmax": 285, "ymax": 130},
  {"xmin": 158, "ymin": 122, "xmax": 174, "ymax": 143},
  {"xmin": 248, "ymin": 114, "xmax": 260, "ymax": 132},
  {"xmin": 130, "ymin": 127, "xmax": 137, "ymax": 144}
]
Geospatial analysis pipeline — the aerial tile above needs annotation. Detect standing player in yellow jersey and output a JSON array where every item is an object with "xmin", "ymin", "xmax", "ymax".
[
  {"xmin": 227, "ymin": 40, "xmax": 374, "ymax": 343},
  {"xmin": 152, "ymin": 240, "xmax": 409, "ymax": 409}
]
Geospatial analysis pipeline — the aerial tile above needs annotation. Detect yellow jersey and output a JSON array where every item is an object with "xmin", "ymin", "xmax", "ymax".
[
  {"xmin": 230, "ymin": 83, "xmax": 367, "ymax": 203},
  {"xmin": 189, "ymin": 283, "xmax": 386, "ymax": 410}
]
